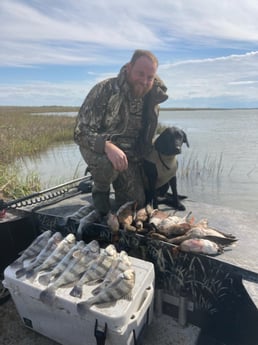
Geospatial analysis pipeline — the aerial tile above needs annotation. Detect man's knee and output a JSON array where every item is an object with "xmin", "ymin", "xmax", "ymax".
[
  {"xmin": 79, "ymin": 146, "xmax": 118, "ymax": 188},
  {"xmin": 114, "ymin": 173, "xmax": 146, "ymax": 209}
]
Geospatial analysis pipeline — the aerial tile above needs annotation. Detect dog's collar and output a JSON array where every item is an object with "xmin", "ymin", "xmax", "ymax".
[{"xmin": 158, "ymin": 152, "xmax": 170, "ymax": 170}]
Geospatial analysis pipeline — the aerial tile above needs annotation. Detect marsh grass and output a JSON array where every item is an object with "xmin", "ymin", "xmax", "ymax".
[
  {"xmin": 0, "ymin": 106, "xmax": 78, "ymax": 199},
  {"xmin": 0, "ymin": 106, "xmax": 77, "ymax": 165},
  {"xmin": 0, "ymin": 165, "xmax": 41, "ymax": 200},
  {"xmin": 178, "ymin": 152, "xmax": 224, "ymax": 179}
]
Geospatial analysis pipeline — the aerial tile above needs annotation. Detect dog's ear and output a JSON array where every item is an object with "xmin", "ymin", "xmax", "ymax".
[
  {"xmin": 154, "ymin": 128, "xmax": 170, "ymax": 154},
  {"xmin": 182, "ymin": 130, "xmax": 190, "ymax": 147}
]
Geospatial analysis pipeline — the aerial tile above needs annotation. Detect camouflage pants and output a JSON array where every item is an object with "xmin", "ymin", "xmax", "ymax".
[{"xmin": 79, "ymin": 146, "xmax": 146, "ymax": 212}]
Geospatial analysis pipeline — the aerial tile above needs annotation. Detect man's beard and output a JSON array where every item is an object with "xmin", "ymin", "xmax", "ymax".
[{"xmin": 130, "ymin": 82, "xmax": 151, "ymax": 98}]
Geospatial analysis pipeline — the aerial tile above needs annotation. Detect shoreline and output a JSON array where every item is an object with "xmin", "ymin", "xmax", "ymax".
[{"xmin": 0, "ymin": 105, "xmax": 257, "ymax": 111}]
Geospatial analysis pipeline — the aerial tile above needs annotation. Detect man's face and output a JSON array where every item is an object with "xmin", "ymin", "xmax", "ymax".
[{"xmin": 126, "ymin": 56, "xmax": 157, "ymax": 98}]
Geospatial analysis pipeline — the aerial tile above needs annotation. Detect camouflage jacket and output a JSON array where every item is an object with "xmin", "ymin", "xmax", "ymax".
[{"xmin": 74, "ymin": 65, "xmax": 168, "ymax": 157}]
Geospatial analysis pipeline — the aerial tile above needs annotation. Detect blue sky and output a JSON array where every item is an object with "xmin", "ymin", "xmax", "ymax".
[{"xmin": 1, "ymin": 0, "xmax": 258, "ymax": 108}]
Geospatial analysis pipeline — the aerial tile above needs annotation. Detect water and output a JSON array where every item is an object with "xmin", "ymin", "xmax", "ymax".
[
  {"xmin": 159, "ymin": 109, "xmax": 258, "ymax": 213},
  {"xmin": 16, "ymin": 142, "xmax": 86, "ymax": 186},
  {"xmin": 16, "ymin": 109, "xmax": 258, "ymax": 213}
]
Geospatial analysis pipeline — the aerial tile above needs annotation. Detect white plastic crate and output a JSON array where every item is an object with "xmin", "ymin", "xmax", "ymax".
[{"xmin": 4, "ymin": 254, "xmax": 154, "ymax": 345}]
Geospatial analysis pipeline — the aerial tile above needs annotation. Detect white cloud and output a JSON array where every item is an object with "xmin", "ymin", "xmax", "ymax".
[
  {"xmin": 0, "ymin": 80, "xmax": 92, "ymax": 106},
  {"xmin": 0, "ymin": 0, "xmax": 162, "ymax": 67},
  {"xmin": 1, "ymin": 0, "xmax": 258, "ymax": 106},
  {"xmin": 163, "ymin": 1, "xmax": 258, "ymax": 43},
  {"xmin": 1, "ymin": 51, "xmax": 257, "ymax": 107},
  {"xmin": 159, "ymin": 51, "xmax": 258, "ymax": 106},
  {"xmin": 1, "ymin": 0, "xmax": 258, "ymax": 66},
  {"xmin": 0, "ymin": 41, "xmax": 97, "ymax": 67}
]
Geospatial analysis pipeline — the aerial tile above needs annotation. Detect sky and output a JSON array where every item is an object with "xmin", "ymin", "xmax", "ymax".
[{"xmin": 1, "ymin": 0, "xmax": 258, "ymax": 108}]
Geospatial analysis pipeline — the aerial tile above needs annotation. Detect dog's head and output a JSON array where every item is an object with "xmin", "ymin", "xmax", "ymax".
[{"xmin": 154, "ymin": 126, "xmax": 189, "ymax": 155}]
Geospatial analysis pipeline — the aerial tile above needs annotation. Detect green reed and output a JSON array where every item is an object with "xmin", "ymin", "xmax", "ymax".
[
  {"xmin": 0, "ymin": 106, "xmax": 78, "ymax": 165},
  {"xmin": 0, "ymin": 106, "xmax": 78, "ymax": 199},
  {"xmin": 0, "ymin": 165, "xmax": 41, "ymax": 200},
  {"xmin": 178, "ymin": 152, "xmax": 224, "ymax": 179}
]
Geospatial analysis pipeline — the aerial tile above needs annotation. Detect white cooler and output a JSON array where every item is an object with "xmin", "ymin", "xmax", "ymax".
[{"xmin": 4, "ymin": 255, "xmax": 154, "ymax": 345}]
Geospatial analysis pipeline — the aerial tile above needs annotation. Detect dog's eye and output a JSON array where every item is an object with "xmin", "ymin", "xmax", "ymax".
[{"xmin": 175, "ymin": 133, "xmax": 182, "ymax": 139}]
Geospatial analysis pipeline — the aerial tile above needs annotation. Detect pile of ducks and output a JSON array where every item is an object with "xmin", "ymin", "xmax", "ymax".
[{"xmin": 106, "ymin": 201, "xmax": 238, "ymax": 256}]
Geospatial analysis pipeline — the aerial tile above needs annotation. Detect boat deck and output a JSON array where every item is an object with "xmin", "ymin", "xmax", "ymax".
[
  {"xmin": 34, "ymin": 192, "xmax": 258, "ymax": 315},
  {"xmin": 2, "ymin": 191, "xmax": 258, "ymax": 345},
  {"xmin": 35, "ymin": 193, "xmax": 258, "ymax": 283}
]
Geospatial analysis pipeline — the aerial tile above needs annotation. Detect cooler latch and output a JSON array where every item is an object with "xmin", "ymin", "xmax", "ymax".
[{"xmin": 94, "ymin": 319, "xmax": 107, "ymax": 345}]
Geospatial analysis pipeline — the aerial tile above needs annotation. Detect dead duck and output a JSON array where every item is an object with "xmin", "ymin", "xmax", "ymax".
[
  {"xmin": 134, "ymin": 204, "xmax": 153, "ymax": 230},
  {"xmin": 153, "ymin": 211, "xmax": 194, "ymax": 238},
  {"xmin": 106, "ymin": 212, "xmax": 120, "ymax": 233},
  {"xmin": 179, "ymin": 238, "xmax": 224, "ymax": 256},
  {"xmin": 116, "ymin": 201, "xmax": 137, "ymax": 231},
  {"xmin": 148, "ymin": 208, "xmax": 172, "ymax": 228},
  {"xmin": 191, "ymin": 219, "xmax": 237, "ymax": 240},
  {"xmin": 168, "ymin": 226, "xmax": 238, "ymax": 245}
]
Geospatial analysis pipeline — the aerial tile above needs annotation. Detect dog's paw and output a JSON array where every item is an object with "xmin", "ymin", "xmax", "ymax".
[
  {"xmin": 175, "ymin": 202, "xmax": 186, "ymax": 211},
  {"xmin": 178, "ymin": 194, "xmax": 188, "ymax": 200},
  {"xmin": 164, "ymin": 192, "xmax": 188, "ymax": 200},
  {"xmin": 157, "ymin": 196, "xmax": 186, "ymax": 211}
]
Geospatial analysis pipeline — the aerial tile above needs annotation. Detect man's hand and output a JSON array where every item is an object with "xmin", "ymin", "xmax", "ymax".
[{"xmin": 104, "ymin": 141, "xmax": 128, "ymax": 171}]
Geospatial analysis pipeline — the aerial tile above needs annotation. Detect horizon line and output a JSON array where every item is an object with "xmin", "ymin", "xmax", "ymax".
[{"xmin": 0, "ymin": 105, "xmax": 258, "ymax": 111}]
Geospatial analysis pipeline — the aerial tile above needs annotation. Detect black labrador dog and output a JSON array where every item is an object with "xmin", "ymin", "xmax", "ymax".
[{"xmin": 143, "ymin": 126, "xmax": 189, "ymax": 210}]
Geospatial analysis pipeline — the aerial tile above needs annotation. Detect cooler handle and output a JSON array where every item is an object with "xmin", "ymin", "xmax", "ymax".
[
  {"xmin": 129, "ymin": 285, "xmax": 153, "ymax": 327},
  {"xmin": 94, "ymin": 319, "xmax": 107, "ymax": 345}
]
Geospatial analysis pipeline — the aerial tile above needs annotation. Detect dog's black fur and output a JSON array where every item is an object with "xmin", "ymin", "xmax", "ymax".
[{"xmin": 143, "ymin": 126, "xmax": 189, "ymax": 210}]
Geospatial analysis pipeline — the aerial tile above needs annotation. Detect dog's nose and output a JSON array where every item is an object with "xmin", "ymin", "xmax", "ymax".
[{"xmin": 175, "ymin": 146, "xmax": 181, "ymax": 154}]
